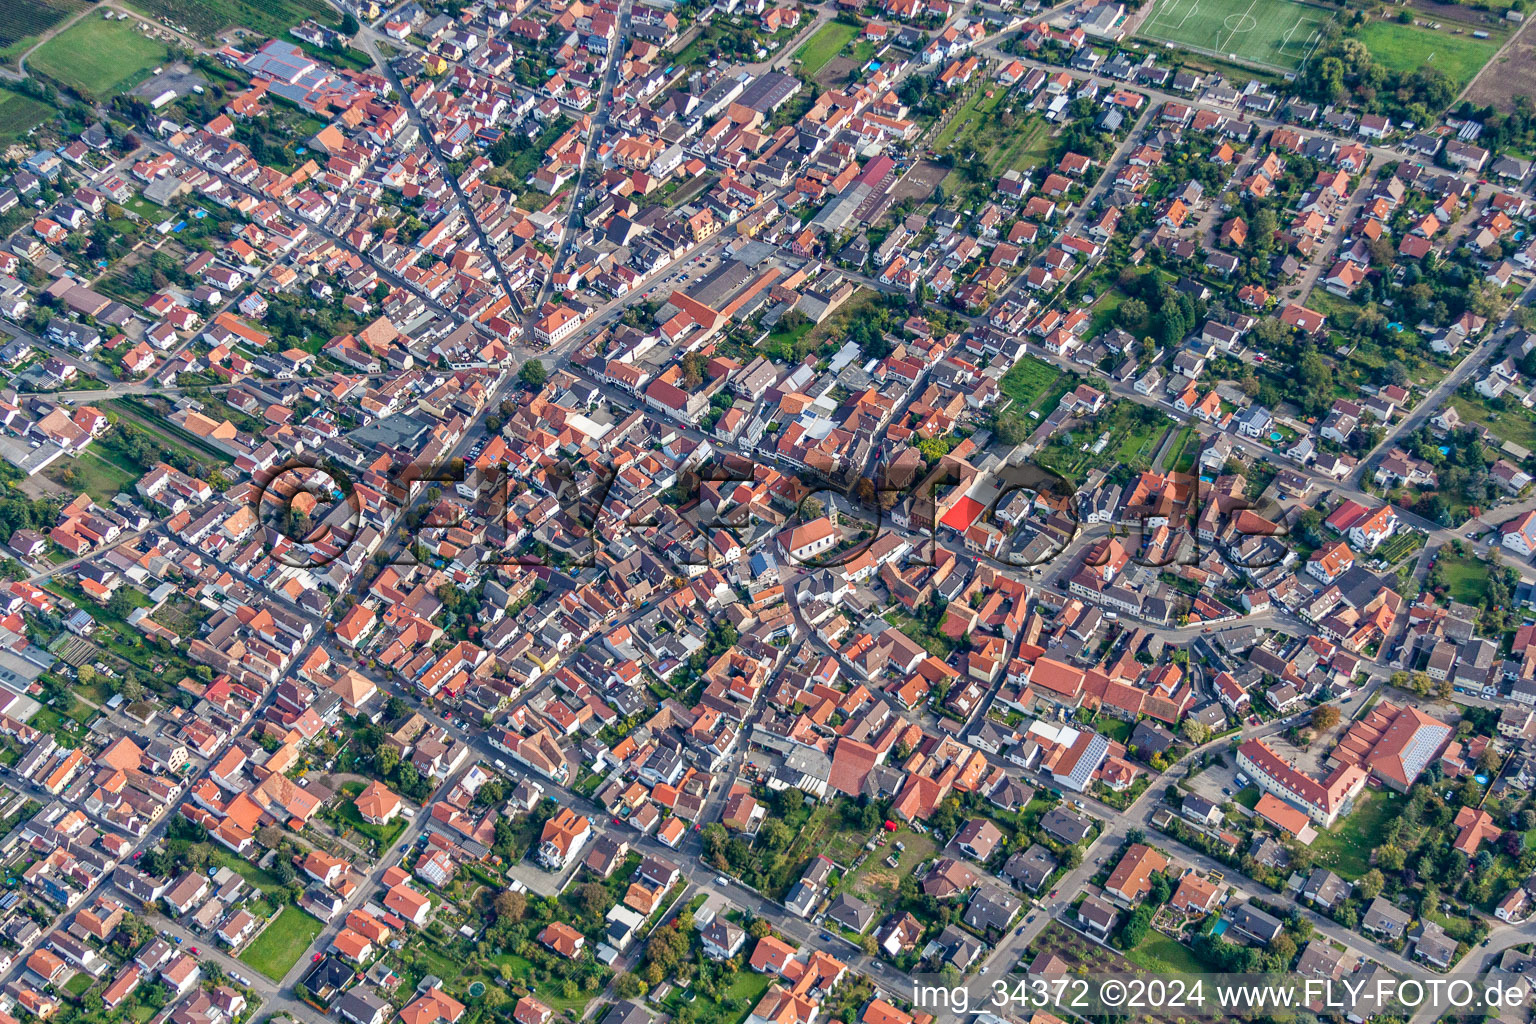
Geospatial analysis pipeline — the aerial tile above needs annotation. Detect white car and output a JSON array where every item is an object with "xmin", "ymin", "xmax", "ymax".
[{"xmin": 715, "ymin": 876, "xmax": 729, "ymax": 886}]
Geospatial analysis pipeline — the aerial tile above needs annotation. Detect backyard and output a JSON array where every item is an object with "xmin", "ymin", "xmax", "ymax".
[
  {"xmin": 1037, "ymin": 402, "xmax": 1168, "ymax": 484},
  {"xmin": 1434, "ymin": 552, "xmax": 1491, "ymax": 604},
  {"xmin": 239, "ymin": 905, "xmax": 324, "ymax": 980},
  {"xmin": 1125, "ymin": 931, "xmax": 1207, "ymax": 978},
  {"xmin": 1306, "ymin": 790, "xmax": 1402, "ymax": 879},
  {"xmin": 329, "ymin": 780, "xmax": 410, "ymax": 850},
  {"xmin": 43, "ymin": 445, "xmax": 145, "ymax": 502},
  {"xmin": 1448, "ymin": 394, "xmax": 1536, "ymax": 451}
]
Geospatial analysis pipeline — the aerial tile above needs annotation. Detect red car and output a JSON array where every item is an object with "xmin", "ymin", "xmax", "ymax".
[
  {"xmin": 312, "ymin": 953, "xmax": 324, "ymax": 963},
  {"xmin": 189, "ymin": 947, "xmax": 199, "ymax": 955}
]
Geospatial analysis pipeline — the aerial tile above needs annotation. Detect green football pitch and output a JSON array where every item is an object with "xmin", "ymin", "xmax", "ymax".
[{"xmin": 1138, "ymin": 0, "xmax": 1334, "ymax": 71}]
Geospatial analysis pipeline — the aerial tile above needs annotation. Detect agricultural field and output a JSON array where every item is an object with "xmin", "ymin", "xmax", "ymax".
[
  {"xmin": 1356, "ymin": 18, "xmax": 1502, "ymax": 92},
  {"xmin": 0, "ymin": 87, "xmax": 55, "ymax": 145},
  {"xmin": 0, "ymin": 0, "xmax": 91, "ymax": 63},
  {"xmin": 793, "ymin": 20, "xmax": 859, "ymax": 78},
  {"xmin": 125, "ymin": 0, "xmax": 339, "ymax": 41},
  {"xmin": 1465, "ymin": 18, "xmax": 1536, "ymax": 112},
  {"xmin": 30, "ymin": 16, "xmax": 169, "ymax": 100},
  {"xmin": 1137, "ymin": 0, "xmax": 1334, "ymax": 71}
]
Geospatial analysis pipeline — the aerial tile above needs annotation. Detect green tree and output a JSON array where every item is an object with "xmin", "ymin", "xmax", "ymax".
[{"xmin": 519, "ymin": 359, "xmax": 549, "ymax": 389}]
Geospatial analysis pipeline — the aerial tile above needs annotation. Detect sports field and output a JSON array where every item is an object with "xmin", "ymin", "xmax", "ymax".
[{"xmin": 1138, "ymin": 0, "xmax": 1334, "ymax": 71}]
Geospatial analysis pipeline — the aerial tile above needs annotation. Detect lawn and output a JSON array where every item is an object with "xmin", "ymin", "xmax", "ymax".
[
  {"xmin": 210, "ymin": 846, "xmax": 285, "ymax": 896},
  {"xmin": 1093, "ymin": 716, "xmax": 1133, "ymax": 744},
  {"xmin": 1125, "ymin": 932, "xmax": 1207, "ymax": 979},
  {"xmin": 239, "ymin": 906, "xmax": 324, "ymax": 980},
  {"xmin": 1436, "ymin": 553, "xmax": 1491, "ymax": 604},
  {"xmin": 884, "ymin": 608, "xmax": 957, "ymax": 658},
  {"xmin": 1307, "ymin": 790, "xmax": 1401, "ymax": 879},
  {"xmin": 793, "ymin": 21, "xmax": 859, "ymax": 78},
  {"xmin": 0, "ymin": 88, "xmax": 55, "ymax": 145},
  {"xmin": 662, "ymin": 969, "xmax": 770, "ymax": 1024},
  {"xmin": 29, "ymin": 16, "xmax": 168, "ymax": 100},
  {"xmin": 43, "ymin": 447, "xmax": 143, "ymax": 503},
  {"xmin": 1137, "ymin": 0, "xmax": 1334, "ymax": 71},
  {"xmin": 31, "ymin": 699, "xmax": 96, "ymax": 745},
  {"xmin": 1000, "ymin": 355, "xmax": 1066, "ymax": 412},
  {"xmin": 1356, "ymin": 19, "xmax": 1501, "ymax": 91},
  {"xmin": 477, "ymin": 953, "xmax": 604, "ymax": 1015},
  {"xmin": 1163, "ymin": 425, "xmax": 1198, "ymax": 474},
  {"xmin": 1233, "ymin": 786, "xmax": 1261, "ymax": 809}
]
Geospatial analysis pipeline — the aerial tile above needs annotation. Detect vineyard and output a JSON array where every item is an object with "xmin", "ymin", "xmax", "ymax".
[
  {"xmin": 0, "ymin": 88, "xmax": 54, "ymax": 143},
  {"xmin": 0, "ymin": 0, "xmax": 92, "ymax": 59},
  {"xmin": 125, "ymin": 0, "xmax": 338, "ymax": 40}
]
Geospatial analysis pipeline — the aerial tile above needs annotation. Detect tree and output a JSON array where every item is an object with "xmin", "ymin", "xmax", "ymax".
[
  {"xmin": 341, "ymin": 11, "xmax": 360, "ymax": 33},
  {"xmin": 681, "ymin": 352, "xmax": 708, "ymax": 389},
  {"xmin": 1356, "ymin": 869, "xmax": 1385, "ymax": 899},
  {"xmin": 494, "ymin": 889, "xmax": 527, "ymax": 923},
  {"xmin": 579, "ymin": 881, "xmax": 613, "ymax": 918},
  {"xmin": 1311, "ymin": 704, "xmax": 1340, "ymax": 731},
  {"xmin": 1458, "ymin": 777, "xmax": 1483, "ymax": 807},
  {"xmin": 1116, "ymin": 299, "xmax": 1149, "ymax": 331},
  {"xmin": 759, "ymin": 820, "xmax": 792, "ymax": 851},
  {"xmin": 377, "ymin": 744, "xmax": 400, "ymax": 775},
  {"xmin": 1181, "ymin": 719, "xmax": 1211, "ymax": 745},
  {"xmin": 519, "ymin": 359, "xmax": 548, "ymax": 389},
  {"xmin": 701, "ymin": 823, "xmax": 728, "ymax": 866}
]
